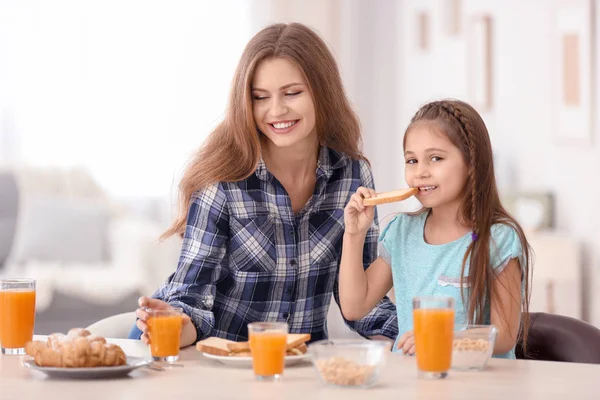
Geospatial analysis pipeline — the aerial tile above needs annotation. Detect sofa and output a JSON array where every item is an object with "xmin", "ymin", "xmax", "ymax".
[{"xmin": 0, "ymin": 166, "xmax": 181, "ymax": 333}]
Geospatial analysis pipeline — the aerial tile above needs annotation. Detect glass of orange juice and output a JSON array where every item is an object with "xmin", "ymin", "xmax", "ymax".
[
  {"xmin": 413, "ymin": 296, "xmax": 455, "ymax": 379},
  {"xmin": 146, "ymin": 307, "xmax": 183, "ymax": 363},
  {"xmin": 0, "ymin": 279, "xmax": 36, "ymax": 355},
  {"xmin": 248, "ymin": 322, "xmax": 288, "ymax": 381}
]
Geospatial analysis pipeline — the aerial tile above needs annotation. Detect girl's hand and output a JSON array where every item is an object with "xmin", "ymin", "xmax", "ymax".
[
  {"xmin": 135, "ymin": 296, "xmax": 191, "ymax": 345},
  {"xmin": 344, "ymin": 187, "xmax": 376, "ymax": 236},
  {"xmin": 397, "ymin": 330, "xmax": 416, "ymax": 355}
]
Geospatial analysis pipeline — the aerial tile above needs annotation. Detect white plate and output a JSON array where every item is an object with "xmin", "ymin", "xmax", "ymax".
[
  {"xmin": 202, "ymin": 352, "xmax": 311, "ymax": 368},
  {"xmin": 23, "ymin": 356, "xmax": 153, "ymax": 379}
]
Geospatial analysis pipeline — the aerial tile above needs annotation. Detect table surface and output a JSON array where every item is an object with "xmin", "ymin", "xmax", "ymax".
[{"xmin": 0, "ymin": 336, "xmax": 596, "ymax": 400}]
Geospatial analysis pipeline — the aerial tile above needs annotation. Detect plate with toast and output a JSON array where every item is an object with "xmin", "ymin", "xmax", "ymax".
[{"xmin": 196, "ymin": 333, "xmax": 311, "ymax": 368}]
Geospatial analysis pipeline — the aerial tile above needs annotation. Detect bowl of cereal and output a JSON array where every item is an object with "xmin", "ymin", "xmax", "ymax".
[
  {"xmin": 451, "ymin": 325, "xmax": 498, "ymax": 371},
  {"xmin": 307, "ymin": 339, "xmax": 390, "ymax": 388}
]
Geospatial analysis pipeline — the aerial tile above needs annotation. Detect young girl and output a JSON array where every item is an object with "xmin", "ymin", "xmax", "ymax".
[
  {"xmin": 339, "ymin": 99, "xmax": 531, "ymax": 358},
  {"xmin": 129, "ymin": 23, "xmax": 398, "ymax": 347}
]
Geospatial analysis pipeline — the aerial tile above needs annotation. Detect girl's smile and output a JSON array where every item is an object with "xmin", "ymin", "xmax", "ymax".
[
  {"xmin": 416, "ymin": 185, "xmax": 438, "ymax": 197},
  {"xmin": 404, "ymin": 121, "xmax": 468, "ymax": 212}
]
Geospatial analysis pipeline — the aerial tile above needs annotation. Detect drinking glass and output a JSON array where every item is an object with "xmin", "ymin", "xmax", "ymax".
[
  {"xmin": 413, "ymin": 296, "xmax": 455, "ymax": 379},
  {"xmin": 248, "ymin": 322, "xmax": 288, "ymax": 381},
  {"xmin": 0, "ymin": 279, "xmax": 36, "ymax": 355},
  {"xmin": 146, "ymin": 307, "xmax": 184, "ymax": 363}
]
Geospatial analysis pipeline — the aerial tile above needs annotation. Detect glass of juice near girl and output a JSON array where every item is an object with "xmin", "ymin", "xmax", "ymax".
[{"xmin": 413, "ymin": 296, "xmax": 455, "ymax": 379}]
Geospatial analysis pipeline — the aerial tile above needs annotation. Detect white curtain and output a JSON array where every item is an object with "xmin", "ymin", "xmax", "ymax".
[{"xmin": 0, "ymin": 0, "xmax": 251, "ymax": 197}]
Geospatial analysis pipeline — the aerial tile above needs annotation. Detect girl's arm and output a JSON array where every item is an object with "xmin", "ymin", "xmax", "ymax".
[
  {"xmin": 490, "ymin": 258, "xmax": 523, "ymax": 355},
  {"xmin": 339, "ymin": 240, "xmax": 393, "ymax": 320},
  {"xmin": 339, "ymin": 186, "xmax": 393, "ymax": 321}
]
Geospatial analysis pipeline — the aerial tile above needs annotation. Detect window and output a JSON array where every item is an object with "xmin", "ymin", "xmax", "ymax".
[{"xmin": 0, "ymin": 0, "xmax": 251, "ymax": 196}]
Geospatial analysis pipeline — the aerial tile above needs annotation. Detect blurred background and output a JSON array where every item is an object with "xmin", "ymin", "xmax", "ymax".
[{"xmin": 0, "ymin": 0, "xmax": 598, "ymax": 335}]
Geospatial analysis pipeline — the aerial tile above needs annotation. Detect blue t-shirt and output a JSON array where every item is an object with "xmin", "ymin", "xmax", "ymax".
[{"xmin": 378, "ymin": 212, "xmax": 524, "ymax": 359}]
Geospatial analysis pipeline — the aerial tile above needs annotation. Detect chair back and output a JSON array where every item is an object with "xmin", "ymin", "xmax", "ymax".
[
  {"xmin": 516, "ymin": 312, "xmax": 600, "ymax": 364},
  {"xmin": 86, "ymin": 311, "xmax": 137, "ymax": 339}
]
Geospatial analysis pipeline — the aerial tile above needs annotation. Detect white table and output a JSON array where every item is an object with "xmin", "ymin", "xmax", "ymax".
[{"xmin": 0, "ymin": 337, "xmax": 597, "ymax": 399}]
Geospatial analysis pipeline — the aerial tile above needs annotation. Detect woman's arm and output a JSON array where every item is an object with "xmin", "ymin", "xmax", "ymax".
[
  {"xmin": 153, "ymin": 183, "xmax": 230, "ymax": 347},
  {"xmin": 490, "ymin": 258, "xmax": 522, "ymax": 355}
]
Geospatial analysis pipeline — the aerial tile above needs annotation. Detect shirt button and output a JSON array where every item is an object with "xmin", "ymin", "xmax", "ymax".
[
  {"xmin": 286, "ymin": 287, "xmax": 293, "ymax": 294},
  {"xmin": 290, "ymin": 259, "xmax": 297, "ymax": 267},
  {"xmin": 282, "ymin": 312, "xmax": 289, "ymax": 319}
]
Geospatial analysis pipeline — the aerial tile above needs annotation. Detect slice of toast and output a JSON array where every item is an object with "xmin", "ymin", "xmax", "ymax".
[
  {"xmin": 226, "ymin": 333, "xmax": 311, "ymax": 353},
  {"xmin": 195, "ymin": 337, "xmax": 236, "ymax": 356},
  {"xmin": 287, "ymin": 342, "xmax": 308, "ymax": 355},
  {"xmin": 363, "ymin": 187, "xmax": 418, "ymax": 206},
  {"xmin": 226, "ymin": 340, "xmax": 250, "ymax": 353},
  {"xmin": 285, "ymin": 333, "xmax": 311, "ymax": 350}
]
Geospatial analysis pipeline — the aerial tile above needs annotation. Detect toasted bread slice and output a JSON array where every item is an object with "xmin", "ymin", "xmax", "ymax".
[
  {"xmin": 363, "ymin": 187, "xmax": 418, "ymax": 206},
  {"xmin": 230, "ymin": 350, "xmax": 252, "ymax": 357},
  {"xmin": 285, "ymin": 333, "xmax": 311, "ymax": 350},
  {"xmin": 226, "ymin": 333, "xmax": 311, "ymax": 353},
  {"xmin": 287, "ymin": 342, "xmax": 308, "ymax": 355},
  {"xmin": 226, "ymin": 340, "xmax": 251, "ymax": 353},
  {"xmin": 195, "ymin": 337, "xmax": 236, "ymax": 356}
]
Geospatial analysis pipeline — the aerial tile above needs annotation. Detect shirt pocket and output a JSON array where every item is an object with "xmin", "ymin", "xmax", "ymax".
[
  {"xmin": 437, "ymin": 274, "xmax": 471, "ymax": 289},
  {"xmin": 228, "ymin": 214, "xmax": 277, "ymax": 274},
  {"xmin": 436, "ymin": 274, "xmax": 469, "ymax": 321},
  {"xmin": 308, "ymin": 209, "xmax": 344, "ymax": 270}
]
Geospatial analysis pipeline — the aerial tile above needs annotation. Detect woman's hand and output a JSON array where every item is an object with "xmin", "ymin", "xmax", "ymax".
[
  {"xmin": 135, "ymin": 296, "xmax": 192, "ymax": 345},
  {"xmin": 397, "ymin": 330, "xmax": 416, "ymax": 355},
  {"xmin": 344, "ymin": 187, "xmax": 376, "ymax": 236}
]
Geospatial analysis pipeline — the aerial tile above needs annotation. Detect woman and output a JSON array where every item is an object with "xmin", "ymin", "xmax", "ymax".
[{"xmin": 130, "ymin": 23, "xmax": 397, "ymax": 347}]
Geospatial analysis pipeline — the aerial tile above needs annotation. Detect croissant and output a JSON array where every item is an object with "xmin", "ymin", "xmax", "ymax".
[{"xmin": 26, "ymin": 328, "xmax": 127, "ymax": 368}]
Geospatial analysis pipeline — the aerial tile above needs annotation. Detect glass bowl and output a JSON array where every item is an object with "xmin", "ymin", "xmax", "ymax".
[
  {"xmin": 307, "ymin": 339, "xmax": 390, "ymax": 388},
  {"xmin": 451, "ymin": 324, "xmax": 498, "ymax": 371}
]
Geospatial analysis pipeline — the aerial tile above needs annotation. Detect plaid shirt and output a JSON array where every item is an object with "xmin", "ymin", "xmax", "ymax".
[{"xmin": 154, "ymin": 146, "xmax": 398, "ymax": 343}]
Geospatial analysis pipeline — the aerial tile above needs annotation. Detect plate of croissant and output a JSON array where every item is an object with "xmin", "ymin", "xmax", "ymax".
[{"xmin": 23, "ymin": 328, "xmax": 153, "ymax": 379}]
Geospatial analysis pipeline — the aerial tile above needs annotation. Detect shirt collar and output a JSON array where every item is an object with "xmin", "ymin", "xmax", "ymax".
[
  {"xmin": 255, "ymin": 157, "xmax": 270, "ymax": 181},
  {"xmin": 255, "ymin": 146, "xmax": 350, "ymax": 182}
]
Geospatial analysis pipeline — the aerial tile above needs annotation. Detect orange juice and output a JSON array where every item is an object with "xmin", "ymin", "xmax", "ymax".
[
  {"xmin": 413, "ymin": 308, "xmax": 455, "ymax": 372},
  {"xmin": 249, "ymin": 332, "xmax": 287, "ymax": 376},
  {"xmin": 0, "ymin": 289, "xmax": 36, "ymax": 348},
  {"xmin": 147, "ymin": 314, "xmax": 183, "ymax": 357}
]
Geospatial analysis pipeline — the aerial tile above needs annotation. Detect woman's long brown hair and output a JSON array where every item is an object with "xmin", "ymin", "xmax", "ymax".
[
  {"xmin": 162, "ymin": 23, "xmax": 364, "ymax": 239},
  {"xmin": 405, "ymin": 99, "xmax": 532, "ymax": 350}
]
